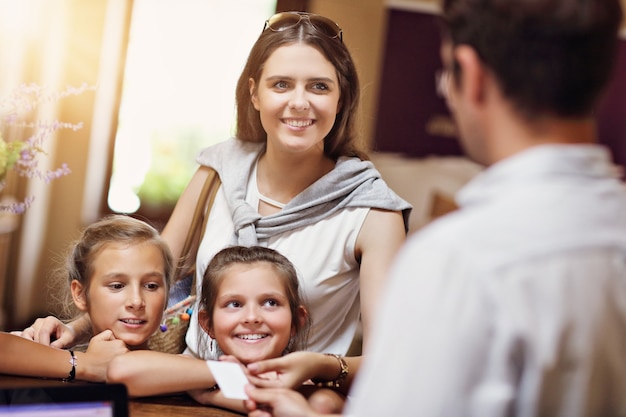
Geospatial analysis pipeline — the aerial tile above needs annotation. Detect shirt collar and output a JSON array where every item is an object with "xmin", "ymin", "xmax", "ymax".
[{"xmin": 456, "ymin": 144, "xmax": 619, "ymax": 208}]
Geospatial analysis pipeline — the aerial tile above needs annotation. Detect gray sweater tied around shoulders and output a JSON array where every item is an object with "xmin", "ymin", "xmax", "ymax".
[{"xmin": 196, "ymin": 137, "xmax": 412, "ymax": 246}]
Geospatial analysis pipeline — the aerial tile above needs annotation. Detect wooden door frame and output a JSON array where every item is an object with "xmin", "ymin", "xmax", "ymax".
[{"xmin": 276, "ymin": 0, "xmax": 308, "ymax": 12}]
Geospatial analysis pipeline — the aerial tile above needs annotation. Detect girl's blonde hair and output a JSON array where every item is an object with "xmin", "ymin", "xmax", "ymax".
[{"xmin": 55, "ymin": 214, "xmax": 175, "ymax": 319}]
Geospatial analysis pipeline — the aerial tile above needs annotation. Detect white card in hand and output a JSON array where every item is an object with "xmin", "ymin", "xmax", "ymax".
[{"xmin": 206, "ymin": 360, "xmax": 249, "ymax": 400}]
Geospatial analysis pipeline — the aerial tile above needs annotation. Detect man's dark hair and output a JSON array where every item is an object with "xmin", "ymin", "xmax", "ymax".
[{"xmin": 440, "ymin": 0, "xmax": 623, "ymax": 119}]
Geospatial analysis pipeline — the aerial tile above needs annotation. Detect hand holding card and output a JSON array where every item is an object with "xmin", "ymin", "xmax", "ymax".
[{"xmin": 206, "ymin": 360, "xmax": 250, "ymax": 400}]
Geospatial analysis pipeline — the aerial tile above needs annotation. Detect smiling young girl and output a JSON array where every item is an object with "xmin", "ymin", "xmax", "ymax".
[
  {"xmin": 196, "ymin": 245, "xmax": 309, "ymax": 364},
  {"xmin": 107, "ymin": 246, "xmax": 347, "ymax": 414},
  {"xmin": 16, "ymin": 216, "xmax": 173, "ymax": 351},
  {"xmin": 63, "ymin": 214, "xmax": 174, "ymax": 350},
  {"xmin": 3, "ymin": 214, "xmax": 173, "ymax": 381}
]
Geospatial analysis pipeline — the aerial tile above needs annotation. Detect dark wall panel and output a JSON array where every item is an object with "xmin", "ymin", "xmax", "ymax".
[
  {"xmin": 374, "ymin": 9, "xmax": 463, "ymax": 157},
  {"xmin": 598, "ymin": 40, "xmax": 626, "ymax": 169},
  {"xmin": 375, "ymin": 8, "xmax": 626, "ymax": 172}
]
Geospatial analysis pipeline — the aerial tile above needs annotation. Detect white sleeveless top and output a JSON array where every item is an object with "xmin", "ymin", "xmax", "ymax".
[{"xmin": 184, "ymin": 163, "xmax": 369, "ymax": 359}]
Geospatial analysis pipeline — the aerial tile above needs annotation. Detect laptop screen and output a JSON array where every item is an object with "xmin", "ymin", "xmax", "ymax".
[{"xmin": 0, "ymin": 384, "xmax": 128, "ymax": 417}]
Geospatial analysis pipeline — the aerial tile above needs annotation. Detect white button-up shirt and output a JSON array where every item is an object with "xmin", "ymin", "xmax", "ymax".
[{"xmin": 348, "ymin": 144, "xmax": 626, "ymax": 417}]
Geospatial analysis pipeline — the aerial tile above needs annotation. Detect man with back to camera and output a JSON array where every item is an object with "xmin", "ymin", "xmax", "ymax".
[
  {"xmin": 346, "ymin": 0, "xmax": 626, "ymax": 415},
  {"xmin": 244, "ymin": 0, "xmax": 626, "ymax": 415}
]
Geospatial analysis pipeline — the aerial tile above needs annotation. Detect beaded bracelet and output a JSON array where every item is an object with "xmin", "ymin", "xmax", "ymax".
[
  {"xmin": 63, "ymin": 350, "xmax": 77, "ymax": 382},
  {"xmin": 311, "ymin": 353, "xmax": 348, "ymax": 389}
]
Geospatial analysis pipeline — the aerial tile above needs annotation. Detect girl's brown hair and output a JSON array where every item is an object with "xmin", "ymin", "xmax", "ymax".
[
  {"xmin": 235, "ymin": 15, "xmax": 367, "ymax": 160},
  {"xmin": 199, "ymin": 245, "xmax": 311, "ymax": 354}
]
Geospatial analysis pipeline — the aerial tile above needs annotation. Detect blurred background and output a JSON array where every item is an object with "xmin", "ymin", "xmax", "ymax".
[{"xmin": 0, "ymin": 0, "xmax": 624, "ymax": 331}]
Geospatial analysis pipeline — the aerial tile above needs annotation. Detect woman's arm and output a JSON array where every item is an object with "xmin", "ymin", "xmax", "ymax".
[
  {"xmin": 246, "ymin": 352, "xmax": 361, "ymax": 396},
  {"xmin": 106, "ymin": 350, "xmax": 219, "ymax": 397},
  {"xmin": 355, "ymin": 209, "xmax": 406, "ymax": 351},
  {"xmin": 161, "ymin": 165, "xmax": 213, "ymax": 260},
  {"xmin": 0, "ymin": 331, "xmax": 127, "ymax": 382},
  {"xmin": 194, "ymin": 353, "xmax": 358, "ymax": 415},
  {"xmin": 13, "ymin": 313, "xmax": 93, "ymax": 348}
]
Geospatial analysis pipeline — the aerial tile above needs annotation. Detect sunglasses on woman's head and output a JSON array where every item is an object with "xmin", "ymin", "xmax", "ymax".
[{"xmin": 263, "ymin": 12, "xmax": 343, "ymax": 42}]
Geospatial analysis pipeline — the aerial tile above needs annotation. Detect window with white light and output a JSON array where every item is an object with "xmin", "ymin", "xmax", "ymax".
[{"xmin": 107, "ymin": 0, "xmax": 276, "ymax": 215}]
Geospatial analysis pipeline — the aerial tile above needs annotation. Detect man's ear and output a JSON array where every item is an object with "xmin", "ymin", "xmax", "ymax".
[
  {"xmin": 249, "ymin": 78, "xmax": 259, "ymax": 111},
  {"xmin": 70, "ymin": 280, "xmax": 88, "ymax": 312},
  {"xmin": 198, "ymin": 310, "xmax": 215, "ymax": 339},
  {"xmin": 454, "ymin": 45, "xmax": 487, "ymax": 106}
]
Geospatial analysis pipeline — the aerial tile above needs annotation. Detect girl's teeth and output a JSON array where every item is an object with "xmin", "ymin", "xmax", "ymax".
[{"xmin": 238, "ymin": 334, "xmax": 266, "ymax": 340}]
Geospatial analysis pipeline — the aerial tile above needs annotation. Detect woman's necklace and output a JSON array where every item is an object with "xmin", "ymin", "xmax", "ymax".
[
  {"xmin": 254, "ymin": 157, "xmax": 288, "ymax": 209},
  {"xmin": 257, "ymin": 192, "xmax": 286, "ymax": 209}
]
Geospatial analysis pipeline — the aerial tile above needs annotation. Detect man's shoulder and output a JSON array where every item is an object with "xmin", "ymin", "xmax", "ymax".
[{"xmin": 404, "ymin": 186, "xmax": 626, "ymax": 272}]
